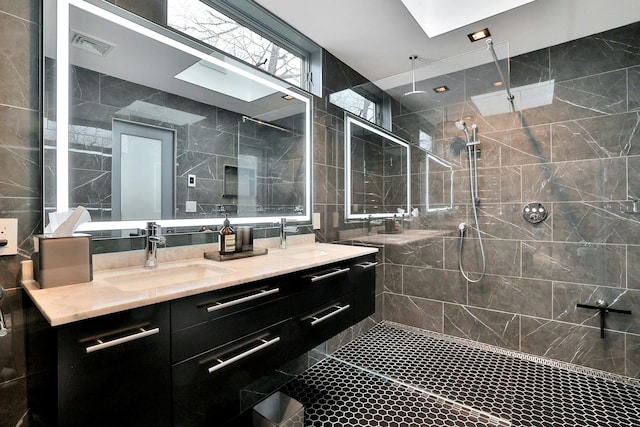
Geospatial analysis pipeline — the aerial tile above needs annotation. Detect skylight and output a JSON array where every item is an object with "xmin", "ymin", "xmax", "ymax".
[{"xmin": 400, "ymin": 0, "xmax": 535, "ymax": 38}]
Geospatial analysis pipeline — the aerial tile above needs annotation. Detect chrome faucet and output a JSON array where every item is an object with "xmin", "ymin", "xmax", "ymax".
[
  {"xmin": 145, "ymin": 221, "xmax": 166, "ymax": 268},
  {"xmin": 279, "ymin": 218, "xmax": 298, "ymax": 249}
]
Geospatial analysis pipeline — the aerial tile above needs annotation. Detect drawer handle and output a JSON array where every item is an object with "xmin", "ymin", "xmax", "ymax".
[
  {"xmin": 85, "ymin": 327, "xmax": 160, "ymax": 354},
  {"xmin": 206, "ymin": 287, "xmax": 280, "ymax": 313},
  {"xmin": 309, "ymin": 267, "xmax": 351, "ymax": 282},
  {"xmin": 208, "ymin": 336, "xmax": 281, "ymax": 374},
  {"xmin": 355, "ymin": 261, "xmax": 378, "ymax": 269},
  {"xmin": 309, "ymin": 304, "xmax": 350, "ymax": 326}
]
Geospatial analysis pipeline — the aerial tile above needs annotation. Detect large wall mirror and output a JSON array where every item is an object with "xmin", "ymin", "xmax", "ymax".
[
  {"xmin": 344, "ymin": 114, "xmax": 411, "ymax": 220},
  {"xmin": 44, "ymin": 0, "xmax": 312, "ymax": 233}
]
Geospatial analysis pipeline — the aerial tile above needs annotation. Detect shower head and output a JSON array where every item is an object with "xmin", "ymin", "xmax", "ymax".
[{"xmin": 455, "ymin": 120, "xmax": 471, "ymax": 143}]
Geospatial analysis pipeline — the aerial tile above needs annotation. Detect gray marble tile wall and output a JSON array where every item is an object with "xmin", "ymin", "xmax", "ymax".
[
  {"xmin": 4, "ymin": 0, "xmax": 638, "ymax": 423},
  {"xmin": 387, "ymin": 21, "xmax": 640, "ymax": 378},
  {"xmin": 0, "ymin": 1, "xmax": 41, "ymax": 426}
]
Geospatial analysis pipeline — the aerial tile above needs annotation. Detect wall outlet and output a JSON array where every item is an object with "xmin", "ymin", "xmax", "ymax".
[
  {"xmin": 0, "ymin": 218, "xmax": 18, "ymax": 256},
  {"xmin": 313, "ymin": 212, "xmax": 321, "ymax": 230}
]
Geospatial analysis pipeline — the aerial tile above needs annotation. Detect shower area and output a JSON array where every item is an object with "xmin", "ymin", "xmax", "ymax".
[{"xmin": 293, "ymin": 19, "xmax": 640, "ymax": 427}]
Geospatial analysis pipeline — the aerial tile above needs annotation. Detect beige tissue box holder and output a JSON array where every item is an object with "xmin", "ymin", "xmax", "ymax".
[{"xmin": 32, "ymin": 234, "xmax": 93, "ymax": 288}]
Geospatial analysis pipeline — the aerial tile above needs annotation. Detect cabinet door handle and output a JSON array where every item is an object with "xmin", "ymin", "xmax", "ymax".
[
  {"xmin": 309, "ymin": 267, "xmax": 350, "ymax": 282},
  {"xmin": 206, "ymin": 287, "xmax": 280, "ymax": 313},
  {"xmin": 208, "ymin": 336, "xmax": 280, "ymax": 374},
  {"xmin": 309, "ymin": 304, "xmax": 350, "ymax": 326},
  {"xmin": 85, "ymin": 327, "xmax": 160, "ymax": 354},
  {"xmin": 355, "ymin": 261, "xmax": 378, "ymax": 269}
]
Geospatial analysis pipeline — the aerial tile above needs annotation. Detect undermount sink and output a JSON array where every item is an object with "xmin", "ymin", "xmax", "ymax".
[
  {"xmin": 275, "ymin": 249, "xmax": 329, "ymax": 259},
  {"xmin": 103, "ymin": 263, "xmax": 236, "ymax": 292}
]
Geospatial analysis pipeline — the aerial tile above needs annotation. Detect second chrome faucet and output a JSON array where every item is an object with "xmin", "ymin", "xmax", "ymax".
[
  {"xmin": 145, "ymin": 221, "xmax": 166, "ymax": 268},
  {"xmin": 279, "ymin": 218, "xmax": 298, "ymax": 249}
]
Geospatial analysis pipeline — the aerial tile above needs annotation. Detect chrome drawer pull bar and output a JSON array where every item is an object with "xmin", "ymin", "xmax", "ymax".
[
  {"xmin": 85, "ymin": 327, "xmax": 160, "ymax": 354},
  {"xmin": 309, "ymin": 267, "xmax": 350, "ymax": 282},
  {"xmin": 310, "ymin": 304, "xmax": 350, "ymax": 326},
  {"xmin": 208, "ymin": 336, "xmax": 280, "ymax": 374},
  {"xmin": 355, "ymin": 261, "xmax": 378, "ymax": 269},
  {"xmin": 206, "ymin": 288, "xmax": 280, "ymax": 313}
]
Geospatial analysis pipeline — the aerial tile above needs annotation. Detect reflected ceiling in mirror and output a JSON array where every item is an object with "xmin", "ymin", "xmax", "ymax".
[
  {"xmin": 44, "ymin": 0, "xmax": 311, "ymax": 232},
  {"xmin": 344, "ymin": 113, "xmax": 411, "ymax": 220}
]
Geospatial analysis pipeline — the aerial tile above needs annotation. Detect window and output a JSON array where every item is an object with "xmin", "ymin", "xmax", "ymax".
[{"xmin": 168, "ymin": 0, "xmax": 307, "ymax": 88}]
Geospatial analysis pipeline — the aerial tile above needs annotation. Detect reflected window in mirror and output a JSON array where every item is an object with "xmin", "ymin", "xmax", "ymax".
[
  {"xmin": 344, "ymin": 114, "xmax": 411, "ymax": 220},
  {"xmin": 168, "ymin": 0, "xmax": 303, "ymax": 88},
  {"xmin": 44, "ymin": 0, "xmax": 312, "ymax": 233}
]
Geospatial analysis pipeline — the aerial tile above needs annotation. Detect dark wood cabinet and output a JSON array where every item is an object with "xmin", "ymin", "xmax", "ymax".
[
  {"xmin": 171, "ymin": 275, "xmax": 294, "ymax": 427},
  {"xmin": 25, "ymin": 301, "xmax": 171, "ymax": 427},
  {"xmin": 25, "ymin": 250, "xmax": 376, "ymax": 427}
]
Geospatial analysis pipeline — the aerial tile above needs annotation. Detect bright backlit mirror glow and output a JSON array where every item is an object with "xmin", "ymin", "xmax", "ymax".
[
  {"xmin": 44, "ymin": 0, "xmax": 312, "ymax": 233},
  {"xmin": 345, "ymin": 114, "xmax": 411, "ymax": 220}
]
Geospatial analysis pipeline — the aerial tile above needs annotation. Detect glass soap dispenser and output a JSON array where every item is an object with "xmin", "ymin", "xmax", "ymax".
[{"xmin": 218, "ymin": 214, "xmax": 236, "ymax": 255}]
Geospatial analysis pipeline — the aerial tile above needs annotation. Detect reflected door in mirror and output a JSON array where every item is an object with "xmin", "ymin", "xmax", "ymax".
[{"xmin": 112, "ymin": 120, "xmax": 175, "ymax": 220}]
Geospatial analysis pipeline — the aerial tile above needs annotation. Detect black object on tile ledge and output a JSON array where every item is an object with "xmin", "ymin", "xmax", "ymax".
[{"xmin": 577, "ymin": 300, "xmax": 631, "ymax": 338}]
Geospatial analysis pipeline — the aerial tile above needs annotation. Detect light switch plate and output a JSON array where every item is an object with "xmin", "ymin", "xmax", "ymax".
[
  {"xmin": 187, "ymin": 174, "xmax": 196, "ymax": 188},
  {"xmin": 0, "ymin": 218, "xmax": 18, "ymax": 256},
  {"xmin": 185, "ymin": 201, "xmax": 197, "ymax": 213}
]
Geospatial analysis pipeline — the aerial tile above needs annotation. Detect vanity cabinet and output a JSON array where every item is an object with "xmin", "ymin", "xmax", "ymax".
[
  {"xmin": 171, "ymin": 277, "xmax": 293, "ymax": 426},
  {"xmin": 290, "ymin": 254, "xmax": 377, "ymax": 353},
  {"xmin": 25, "ymin": 301, "xmax": 171, "ymax": 427},
  {"xmin": 24, "ymin": 250, "xmax": 376, "ymax": 427}
]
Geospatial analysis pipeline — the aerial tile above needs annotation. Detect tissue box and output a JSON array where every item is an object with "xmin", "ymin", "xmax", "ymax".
[{"xmin": 32, "ymin": 234, "xmax": 93, "ymax": 288}]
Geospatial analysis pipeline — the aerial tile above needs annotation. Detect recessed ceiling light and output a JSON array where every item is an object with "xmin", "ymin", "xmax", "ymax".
[
  {"xmin": 433, "ymin": 85, "xmax": 449, "ymax": 93},
  {"xmin": 468, "ymin": 28, "xmax": 491, "ymax": 42},
  {"xmin": 282, "ymin": 94, "xmax": 295, "ymax": 100}
]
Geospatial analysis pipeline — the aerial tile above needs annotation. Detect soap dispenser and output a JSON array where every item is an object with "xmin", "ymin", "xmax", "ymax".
[{"xmin": 218, "ymin": 214, "xmax": 236, "ymax": 255}]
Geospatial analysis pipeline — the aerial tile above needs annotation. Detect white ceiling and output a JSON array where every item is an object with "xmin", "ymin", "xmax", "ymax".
[{"xmin": 254, "ymin": 0, "xmax": 640, "ymax": 91}]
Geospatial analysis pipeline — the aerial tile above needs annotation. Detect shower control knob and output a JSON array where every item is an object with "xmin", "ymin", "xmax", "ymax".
[{"xmin": 523, "ymin": 203, "xmax": 548, "ymax": 224}]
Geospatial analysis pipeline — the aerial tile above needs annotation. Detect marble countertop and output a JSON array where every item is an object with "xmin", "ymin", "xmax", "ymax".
[
  {"xmin": 342, "ymin": 229, "xmax": 454, "ymax": 246},
  {"xmin": 22, "ymin": 242, "xmax": 378, "ymax": 327}
]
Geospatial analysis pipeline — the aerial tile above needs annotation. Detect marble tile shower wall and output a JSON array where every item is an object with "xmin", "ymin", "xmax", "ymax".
[
  {"xmin": 0, "ymin": 1, "xmax": 41, "ymax": 426},
  {"xmin": 388, "ymin": 21, "xmax": 640, "ymax": 378}
]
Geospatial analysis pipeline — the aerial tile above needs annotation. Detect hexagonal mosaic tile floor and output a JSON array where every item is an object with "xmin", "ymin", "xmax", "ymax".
[{"xmin": 281, "ymin": 322, "xmax": 640, "ymax": 427}]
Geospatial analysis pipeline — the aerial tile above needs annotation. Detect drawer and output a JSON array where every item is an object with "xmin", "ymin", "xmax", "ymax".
[
  {"xmin": 171, "ymin": 277, "xmax": 287, "ymax": 331},
  {"xmin": 172, "ymin": 320, "xmax": 291, "ymax": 427},
  {"xmin": 172, "ymin": 294, "xmax": 289, "ymax": 363},
  {"xmin": 350, "ymin": 256, "xmax": 377, "ymax": 322},
  {"xmin": 57, "ymin": 303, "xmax": 171, "ymax": 427},
  {"xmin": 291, "ymin": 294, "xmax": 354, "ymax": 355},
  {"xmin": 291, "ymin": 264, "xmax": 353, "ymax": 315}
]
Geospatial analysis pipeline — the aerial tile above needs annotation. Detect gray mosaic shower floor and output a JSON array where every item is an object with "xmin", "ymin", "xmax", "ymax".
[{"xmin": 281, "ymin": 322, "xmax": 640, "ymax": 427}]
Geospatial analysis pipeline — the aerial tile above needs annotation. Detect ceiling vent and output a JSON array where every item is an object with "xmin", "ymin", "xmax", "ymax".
[{"xmin": 70, "ymin": 31, "xmax": 115, "ymax": 57}]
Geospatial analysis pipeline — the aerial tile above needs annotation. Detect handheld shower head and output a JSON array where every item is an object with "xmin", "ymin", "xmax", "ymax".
[{"xmin": 455, "ymin": 120, "xmax": 471, "ymax": 143}]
